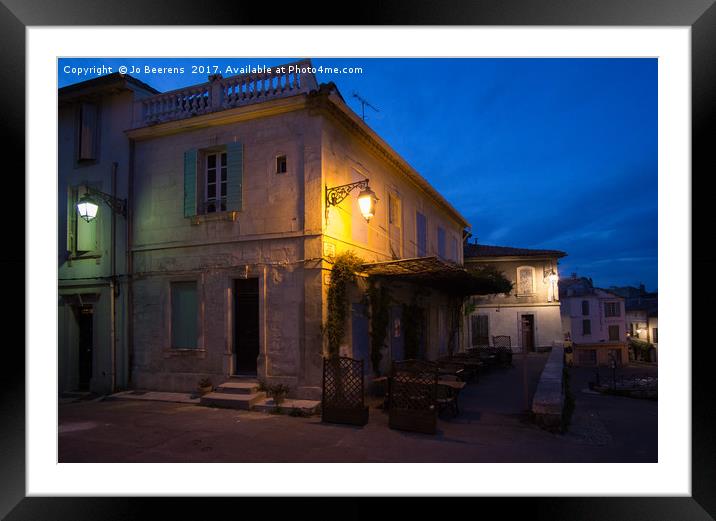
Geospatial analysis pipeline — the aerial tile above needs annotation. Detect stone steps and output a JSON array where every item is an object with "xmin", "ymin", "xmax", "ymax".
[
  {"xmin": 199, "ymin": 378, "xmax": 320, "ymax": 416},
  {"xmin": 200, "ymin": 391, "xmax": 266, "ymax": 410},
  {"xmin": 214, "ymin": 381, "xmax": 260, "ymax": 395}
]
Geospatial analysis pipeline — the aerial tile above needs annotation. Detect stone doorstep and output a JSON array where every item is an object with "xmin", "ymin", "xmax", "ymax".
[
  {"xmin": 200, "ymin": 391, "xmax": 266, "ymax": 410},
  {"xmin": 214, "ymin": 381, "xmax": 259, "ymax": 395},
  {"xmin": 252, "ymin": 398, "xmax": 321, "ymax": 415}
]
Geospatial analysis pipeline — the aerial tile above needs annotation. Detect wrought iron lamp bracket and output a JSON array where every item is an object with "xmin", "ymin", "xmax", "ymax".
[
  {"xmin": 84, "ymin": 186, "xmax": 127, "ymax": 217},
  {"xmin": 325, "ymin": 180, "xmax": 370, "ymax": 208}
]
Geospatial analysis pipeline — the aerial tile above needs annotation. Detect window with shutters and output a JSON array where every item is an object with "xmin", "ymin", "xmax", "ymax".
[
  {"xmin": 388, "ymin": 193, "xmax": 402, "ymax": 258},
  {"xmin": 171, "ymin": 281, "xmax": 198, "ymax": 349},
  {"xmin": 77, "ymin": 102, "xmax": 99, "ymax": 163},
  {"xmin": 582, "ymin": 319, "xmax": 591, "ymax": 336},
  {"xmin": 184, "ymin": 143, "xmax": 243, "ymax": 219},
  {"xmin": 582, "ymin": 300, "xmax": 590, "ymax": 316},
  {"xmin": 471, "ymin": 314, "xmax": 489, "ymax": 347},
  {"xmin": 66, "ymin": 185, "xmax": 99, "ymax": 258},
  {"xmin": 416, "ymin": 211, "xmax": 427, "ymax": 257},
  {"xmin": 516, "ymin": 266, "xmax": 536, "ymax": 296},
  {"xmin": 437, "ymin": 226, "xmax": 446, "ymax": 259},
  {"xmin": 604, "ymin": 301, "xmax": 621, "ymax": 317},
  {"xmin": 608, "ymin": 325, "xmax": 620, "ymax": 341}
]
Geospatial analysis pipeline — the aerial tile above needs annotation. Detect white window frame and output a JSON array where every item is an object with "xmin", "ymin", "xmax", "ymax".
[{"xmin": 204, "ymin": 150, "xmax": 228, "ymax": 214}]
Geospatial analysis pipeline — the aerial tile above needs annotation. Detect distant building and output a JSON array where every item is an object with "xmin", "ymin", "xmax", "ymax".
[
  {"xmin": 463, "ymin": 244, "xmax": 567, "ymax": 352},
  {"xmin": 610, "ymin": 284, "xmax": 658, "ymax": 360},
  {"xmin": 560, "ymin": 275, "xmax": 628, "ymax": 365}
]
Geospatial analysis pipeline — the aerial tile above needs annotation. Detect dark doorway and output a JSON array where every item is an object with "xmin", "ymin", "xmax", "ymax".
[
  {"xmin": 351, "ymin": 303, "xmax": 370, "ymax": 363},
  {"xmin": 521, "ymin": 314, "xmax": 535, "ymax": 352},
  {"xmin": 77, "ymin": 306, "xmax": 93, "ymax": 390},
  {"xmin": 234, "ymin": 278, "xmax": 260, "ymax": 375},
  {"xmin": 390, "ymin": 306, "xmax": 404, "ymax": 362}
]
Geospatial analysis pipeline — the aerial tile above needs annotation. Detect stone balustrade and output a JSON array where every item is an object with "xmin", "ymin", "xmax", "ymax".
[{"xmin": 135, "ymin": 59, "xmax": 318, "ymax": 126}]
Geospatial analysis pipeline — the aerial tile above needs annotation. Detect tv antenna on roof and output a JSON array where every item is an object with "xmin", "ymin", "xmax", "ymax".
[{"xmin": 352, "ymin": 91, "xmax": 379, "ymax": 122}]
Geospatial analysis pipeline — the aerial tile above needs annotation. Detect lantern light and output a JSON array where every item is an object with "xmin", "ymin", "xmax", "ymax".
[
  {"xmin": 357, "ymin": 186, "xmax": 378, "ymax": 222},
  {"xmin": 76, "ymin": 195, "xmax": 99, "ymax": 223}
]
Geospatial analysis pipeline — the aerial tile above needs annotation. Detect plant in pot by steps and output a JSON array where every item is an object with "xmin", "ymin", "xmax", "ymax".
[
  {"xmin": 266, "ymin": 383, "xmax": 290, "ymax": 413},
  {"xmin": 198, "ymin": 377, "xmax": 213, "ymax": 396}
]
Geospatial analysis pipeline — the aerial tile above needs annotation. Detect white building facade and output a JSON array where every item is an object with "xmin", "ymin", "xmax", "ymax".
[{"xmin": 463, "ymin": 244, "xmax": 566, "ymax": 353}]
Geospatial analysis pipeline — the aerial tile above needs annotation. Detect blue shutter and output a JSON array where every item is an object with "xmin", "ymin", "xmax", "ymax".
[
  {"xmin": 226, "ymin": 142, "xmax": 243, "ymax": 212},
  {"xmin": 184, "ymin": 149, "xmax": 197, "ymax": 217},
  {"xmin": 416, "ymin": 212, "xmax": 427, "ymax": 257}
]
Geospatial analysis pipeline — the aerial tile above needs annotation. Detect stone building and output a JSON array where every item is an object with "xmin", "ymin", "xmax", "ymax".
[
  {"xmin": 58, "ymin": 74, "xmax": 158, "ymax": 395},
  {"xmin": 462, "ymin": 244, "xmax": 566, "ymax": 352},
  {"xmin": 559, "ymin": 275, "xmax": 628, "ymax": 366},
  {"xmin": 58, "ymin": 60, "xmax": 471, "ymax": 400}
]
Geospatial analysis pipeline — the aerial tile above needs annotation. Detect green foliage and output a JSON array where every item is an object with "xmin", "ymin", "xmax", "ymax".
[
  {"xmin": 367, "ymin": 281, "xmax": 391, "ymax": 376},
  {"xmin": 197, "ymin": 377, "xmax": 212, "ymax": 388},
  {"xmin": 325, "ymin": 251, "xmax": 364, "ymax": 357},
  {"xmin": 266, "ymin": 383, "xmax": 290, "ymax": 405},
  {"xmin": 465, "ymin": 264, "xmax": 514, "ymax": 295},
  {"xmin": 628, "ymin": 338, "xmax": 654, "ymax": 361}
]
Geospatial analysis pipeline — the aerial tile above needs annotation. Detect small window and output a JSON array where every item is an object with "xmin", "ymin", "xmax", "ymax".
[
  {"xmin": 276, "ymin": 155, "xmax": 287, "ymax": 174},
  {"xmin": 171, "ymin": 281, "xmax": 198, "ymax": 349},
  {"xmin": 582, "ymin": 300, "xmax": 590, "ymax": 316},
  {"xmin": 437, "ymin": 226, "xmax": 446, "ymax": 259},
  {"xmin": 608, "ymin": 325, "xmax": 620, "ymax": 341},
  {"xmin": 582, "ymin": 319, "xmax": 591, "ymax": 335},
  {"xmin": 605, "ymin": 302, "xmax": 621, "ymax": 317}
]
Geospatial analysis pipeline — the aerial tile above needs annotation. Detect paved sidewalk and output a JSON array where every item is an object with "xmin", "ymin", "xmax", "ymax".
[{"xmin": 58, "ymin": 355, "xmax": 657, "ymax": 463}]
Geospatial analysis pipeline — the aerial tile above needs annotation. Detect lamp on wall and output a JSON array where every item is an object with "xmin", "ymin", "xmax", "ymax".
[
  {"xmin": 325, "ymin": 179, "xmax": 378, "ymax": 223},
  {"xmin": 76, "ymin": 185, "xmax": 127, "ymax": 223}
]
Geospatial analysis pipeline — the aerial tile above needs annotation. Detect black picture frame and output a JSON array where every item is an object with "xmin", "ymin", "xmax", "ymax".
[{"xmin": 3, "ymin": 1, "xmax": 713, "ymax": 519}]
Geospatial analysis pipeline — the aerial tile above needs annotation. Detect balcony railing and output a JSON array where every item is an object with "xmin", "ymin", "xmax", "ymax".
[{"xmin": 135, "ymin": 59, "xmax": 318, "ymax": 126}]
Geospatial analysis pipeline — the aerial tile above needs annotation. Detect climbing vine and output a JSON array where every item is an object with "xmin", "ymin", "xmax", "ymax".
[
  {"xmin": 325, "ymin": 251, "xmax": 364, "ymax": 358},
  {"xmin": 367, "ymin": 280, "xmax": 391, "ymax": 375}
]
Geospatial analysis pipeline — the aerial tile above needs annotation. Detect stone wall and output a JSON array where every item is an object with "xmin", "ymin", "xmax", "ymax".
[{"xmin": 532, "ymin": 346, "xmax": 565, "ymax": 431}]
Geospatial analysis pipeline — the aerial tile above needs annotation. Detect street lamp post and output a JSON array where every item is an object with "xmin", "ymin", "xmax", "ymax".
[{"xmin": 75, "ymin": 164, "xmax": 126, "ymax": 394}]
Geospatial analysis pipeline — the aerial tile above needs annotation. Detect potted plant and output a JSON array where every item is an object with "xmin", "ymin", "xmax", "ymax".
[
  {"xmin": 266, "ymin": 383, "xmax": 290, "ymax": 412},
  {"xmin": 198, "ymin": 377, "xmax": 213, "ymax": 395}
]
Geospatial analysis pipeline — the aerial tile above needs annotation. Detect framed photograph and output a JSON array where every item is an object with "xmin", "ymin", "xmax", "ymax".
[{"xmin": 5, "ymin": 0, "xmax": 713, "ymax": 518}]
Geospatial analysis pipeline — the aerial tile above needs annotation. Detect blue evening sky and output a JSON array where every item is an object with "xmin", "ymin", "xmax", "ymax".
[{"xmin": 59, "ymin": 58, "xmax": 657, "ymax": 290}]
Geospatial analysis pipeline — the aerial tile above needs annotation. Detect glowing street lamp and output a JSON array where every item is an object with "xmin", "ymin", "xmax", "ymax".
[
  {"xmin": 75, "ymin": 185, "xmax": 127, "ymax": 222},
  {"xmin": 325, "ymin": 179, "xmax": 379, "ymax": 223},
  {"xmin": 357, "ymin": 186, "xmax": 378, "ymax": 222},
  {"xmin": 76, "ymin": 194, "xmax": 99, "ymax": 223}
]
